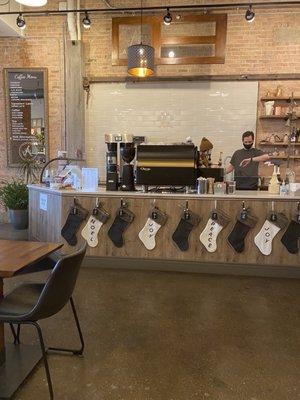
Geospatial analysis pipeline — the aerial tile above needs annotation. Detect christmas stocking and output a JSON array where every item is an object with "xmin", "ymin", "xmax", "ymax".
[
  {"xmin": 228, "ymin": 210, "xmax": 258, "ymax": 253},
  {"xmin": 61, "ymin": 202, "xmax": 88, "ymax": 246},
  {"xmin": 172, "ymin": 210, "xmax": 200, "ymax": 251},
  {"xmin": 138, "ymin": 207, "xmax": 167, "ymax": 250},
  {"xmin": 281, "ymin": 218, "xmax": 300, "ymax": 254},
  {"xmin": 81, "ymin": 205, "xmax": 110, "ymax": 248},
  {"xmin": 254, "ymin": 212, "xmax": 288, "ymax": 256},
  {"xmin": 200, "ymin": 209, "xmax": 230, "ymax": 253},
  {"xmin": 108, "ymin": 206, "xmax": 135, "ymax": 248}
]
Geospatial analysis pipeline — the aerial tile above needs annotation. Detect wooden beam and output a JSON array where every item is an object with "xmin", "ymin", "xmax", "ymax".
[{"xmin": 86, "ymin": 74, "xmax": 300, "ymax": 83}]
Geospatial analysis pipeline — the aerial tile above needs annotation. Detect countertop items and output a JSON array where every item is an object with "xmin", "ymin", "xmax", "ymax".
[{"xmin": 27, "ymin": 184, "xmax": 300, "ymax": 201}]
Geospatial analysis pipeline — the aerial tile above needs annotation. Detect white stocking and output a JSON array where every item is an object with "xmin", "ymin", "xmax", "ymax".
[
  {"xmin": 81, "ymin": 215, "xmax": 103, "ymax": 248},
  {"xmin": 200, "ymin": 218, "xmax": 223, "ymax": 253},
  {"xmin": 254, "ymin": 219, "xmax": 281, "ymax": 256},
  {"xmin": 138, "ymin": 218, "xmax": 162, "ymax": 250}
]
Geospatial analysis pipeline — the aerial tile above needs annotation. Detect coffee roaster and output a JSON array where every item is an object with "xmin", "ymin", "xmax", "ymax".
[{"xmin": 136, "ymin": 144, "xmax": 198, "ymax": 187}]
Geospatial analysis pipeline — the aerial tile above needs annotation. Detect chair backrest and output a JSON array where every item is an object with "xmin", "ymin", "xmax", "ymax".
[{"xmin": 27, "ymin": 244, "xmax": 86, "ymax": 321}]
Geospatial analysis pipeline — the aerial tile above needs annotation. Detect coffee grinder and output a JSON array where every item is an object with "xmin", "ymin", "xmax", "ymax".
[
  {"xmin": 120, "ymin": 134, "xmax": 135, "ymax": 191},
  {"xmin": 105, "ymin": 133, "xmax": 119, "ymax": 191}
]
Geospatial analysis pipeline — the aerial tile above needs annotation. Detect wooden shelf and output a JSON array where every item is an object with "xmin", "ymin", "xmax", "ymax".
[
  {"xmin": 261, "ymin": 97, "xmax": 300, "ymax": 102},
  {"xmin": 259, "ymin": 115, "xmax": 288, "ymax": 119},
  {"xmin": 259, "ymin": 142, "xmax": 300, "ymax": 146},
  {"xmin": 269, "ymin": 156, "xmax": 300, "ymax": 159}
]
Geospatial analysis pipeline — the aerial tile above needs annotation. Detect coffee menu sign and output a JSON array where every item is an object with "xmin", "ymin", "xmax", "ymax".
[{"xmin": 4, "ymin": 68, "xmax": 48, "ymax": 167}]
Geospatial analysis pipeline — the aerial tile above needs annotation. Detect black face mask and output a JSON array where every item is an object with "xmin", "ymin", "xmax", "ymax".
[{"xmin": 243, "ymin": 143, "xmax": 253, "ymax": 150}]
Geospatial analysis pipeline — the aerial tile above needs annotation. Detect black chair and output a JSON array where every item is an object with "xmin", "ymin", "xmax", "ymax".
[{"xmin": 0, "ymin": 245, "xmax": 87, "ymax": 399}]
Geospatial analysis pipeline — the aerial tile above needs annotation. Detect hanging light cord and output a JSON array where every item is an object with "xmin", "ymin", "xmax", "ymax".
[{"xmin": 140, "ymin": 0, "xmax": 143, "ymax": 45}]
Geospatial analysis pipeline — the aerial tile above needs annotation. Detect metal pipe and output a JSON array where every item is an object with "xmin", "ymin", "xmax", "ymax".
[{"xmin": 0, "ymin": 1, "xmax": 300, "ymax": 16}]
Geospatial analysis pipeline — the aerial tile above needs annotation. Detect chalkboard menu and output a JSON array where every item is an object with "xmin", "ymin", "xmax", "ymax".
[{"xmin": 4, "ymin": 68, "xmax": 48, "ymax": 167}]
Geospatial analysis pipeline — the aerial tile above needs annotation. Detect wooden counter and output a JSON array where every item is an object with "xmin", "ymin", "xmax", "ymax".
[{"xmin": 28, "ymin": 185, "xmax": 300, "ymax": 276}]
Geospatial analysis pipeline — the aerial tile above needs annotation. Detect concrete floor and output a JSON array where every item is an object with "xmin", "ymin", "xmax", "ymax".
[{"xmin": 2, "ymin": 267, "xmax": 300, "ymax": 400}]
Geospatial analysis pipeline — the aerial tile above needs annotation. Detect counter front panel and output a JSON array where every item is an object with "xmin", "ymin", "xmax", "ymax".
[{"xmin": 28, "ymin": 186, "xmax": 300, "ymax": 270}]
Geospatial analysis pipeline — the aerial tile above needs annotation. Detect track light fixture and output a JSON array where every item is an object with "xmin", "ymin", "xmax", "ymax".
[
  {"xmin": 245, "ymin": 4, "xmax": 255, "ymax": 22},
  {"xmin": 16, "ymin": 13, "xmax": 26, "ymax": 29},
  {"xmin": 82, "ymin": 11, "xmax": 91, "ymax": 29},
  {"xmin": 163, "ymin": 8, "xmax": 172, "ymax": 25}
]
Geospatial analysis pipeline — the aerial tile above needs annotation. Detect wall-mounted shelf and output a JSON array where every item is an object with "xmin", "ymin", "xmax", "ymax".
[
  {"xmin": 269, "ymin": 156, "xmax": 300, "ymax": 159},
  {"xmin": 261, "ymin": 97, "xmax": 300, "ymax": 102},
  {"xmin": 259, "ymin": 115, "xmax": 291, "ymax": 119},
  {"xmin": 259, "ymin": 142, "xmax": 300, "ymax": 146}
]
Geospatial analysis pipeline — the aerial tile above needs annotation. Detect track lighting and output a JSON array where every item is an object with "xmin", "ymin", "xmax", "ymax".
[
  {"xmin": 245, "ymin": 5, "xmax": 255, "ymax": 22},
  {"xmin": 16, "ymin": 13, "xmax": 26, "ymax": 30},
  {"xmin": 82, "ymin": 11, "xmax": 91, "ymax": 29},
  {"xmin": 163, "ymin": 8, "xmax": 172, "ymax": 25}
]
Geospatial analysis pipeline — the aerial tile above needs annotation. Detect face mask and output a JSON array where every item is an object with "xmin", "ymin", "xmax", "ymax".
[{"xmin": 243, "ymin": 143, "xmax": 253, "ymax": 150}]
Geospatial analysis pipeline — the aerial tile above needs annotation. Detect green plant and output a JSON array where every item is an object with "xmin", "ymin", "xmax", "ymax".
[
  {"xmin": 18, "ymin": 159, "xmax": 40, "ymax": 184},
  {"xmin": 0, "ymin": 180, "xmax": 28, "ymax": 210}
]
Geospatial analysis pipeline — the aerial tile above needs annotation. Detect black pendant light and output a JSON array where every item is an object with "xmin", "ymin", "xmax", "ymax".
[{"xmin": 127, "ymin": 0, "xmax": 155, "ymax": 77}]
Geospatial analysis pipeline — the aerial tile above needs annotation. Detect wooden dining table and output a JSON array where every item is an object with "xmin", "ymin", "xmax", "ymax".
[{"xmin": 0, "ymin": 240, "xmax": 63, "ymax": 399}]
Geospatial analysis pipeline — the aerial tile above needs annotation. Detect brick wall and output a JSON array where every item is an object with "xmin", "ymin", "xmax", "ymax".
[
  {"xmin": 0, "ymin": 0, "xmax": 299, "ymax": 184},
  {"xmin": 83, "ymin": 2, "xmax": 300, "ymax": 77},
  {"xmin": 0, "ymin": 13, "xmax": 65, "ymax": 181}
]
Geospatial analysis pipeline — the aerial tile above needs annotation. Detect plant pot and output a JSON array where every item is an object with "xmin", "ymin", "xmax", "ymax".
[{"xmin": 8, "ymin": 209, "xmax": 28, "ymax": 230}]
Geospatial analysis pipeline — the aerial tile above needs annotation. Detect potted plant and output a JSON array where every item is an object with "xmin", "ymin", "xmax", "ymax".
[
  {"xmin": 0, "ymin": 180, "xmax": 29, "ymax": 230},
  {"xmin": 18, "ymin": 158, "xmax": 41, "ymax": 184}
]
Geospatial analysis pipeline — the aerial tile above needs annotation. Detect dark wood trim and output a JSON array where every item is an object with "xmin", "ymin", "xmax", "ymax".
[
  {"xmin": 161, "ymin": 36, "xmax": 216, "ymax": 45},
  {"xmin": 86, "ymin": 74, "xmax": 300, "ymax": 83},
  {"xmin": 157, "ymin": 56, "xmax": 225, "ymax": 65},
  {"xmin": 215, "ymin": 13, "xmax": 227, "ymax": 60},
  {"xmin": 112, "ymin": 14, "xmax": 227, "ymax": 66},
  {"xmin": 111, "ymin": 16, "xmax": 160, "ymax": 66}
]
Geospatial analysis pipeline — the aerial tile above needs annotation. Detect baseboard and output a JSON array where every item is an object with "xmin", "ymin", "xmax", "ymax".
[{"xmin": 83, "ymin": 256, "xmax": 300, "ymax": 279}]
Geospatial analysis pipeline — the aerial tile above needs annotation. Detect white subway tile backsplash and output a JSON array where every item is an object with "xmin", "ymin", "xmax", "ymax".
[{"xmin": 86, "ymin": 81, "xmax": 258, "ymax": 180}]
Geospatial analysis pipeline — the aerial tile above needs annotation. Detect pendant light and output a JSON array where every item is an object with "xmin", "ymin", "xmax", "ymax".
[
  {"xmin": 15, "ymin": 0, "xmax": 47, "ymax": 6},
  {"xmin": 127, "ymin": 0, "xmax": 155, "ymax": 78}
]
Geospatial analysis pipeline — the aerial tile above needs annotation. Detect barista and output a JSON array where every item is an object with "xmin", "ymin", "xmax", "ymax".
[{"xmin": 226, "ymin": 131, "xmax": 269, "ymax": 190}]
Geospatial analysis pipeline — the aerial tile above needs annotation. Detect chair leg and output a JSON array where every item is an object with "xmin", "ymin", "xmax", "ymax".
[
  {"xmin": 9, "ymin": 323, "xmax": 21, "ymax": 344},
  {"xmin": 29, "ymin": 321, "xmax": 54, "ymax": 400},
  {"xmin": 48, "ymin": 296, "xmax": 85, "ymax": 356}
]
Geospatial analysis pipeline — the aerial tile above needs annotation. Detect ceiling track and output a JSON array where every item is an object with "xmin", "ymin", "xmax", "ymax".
[{"xmin": 0, "ymin": 1, "xmax": 300, "ymax": 16}]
